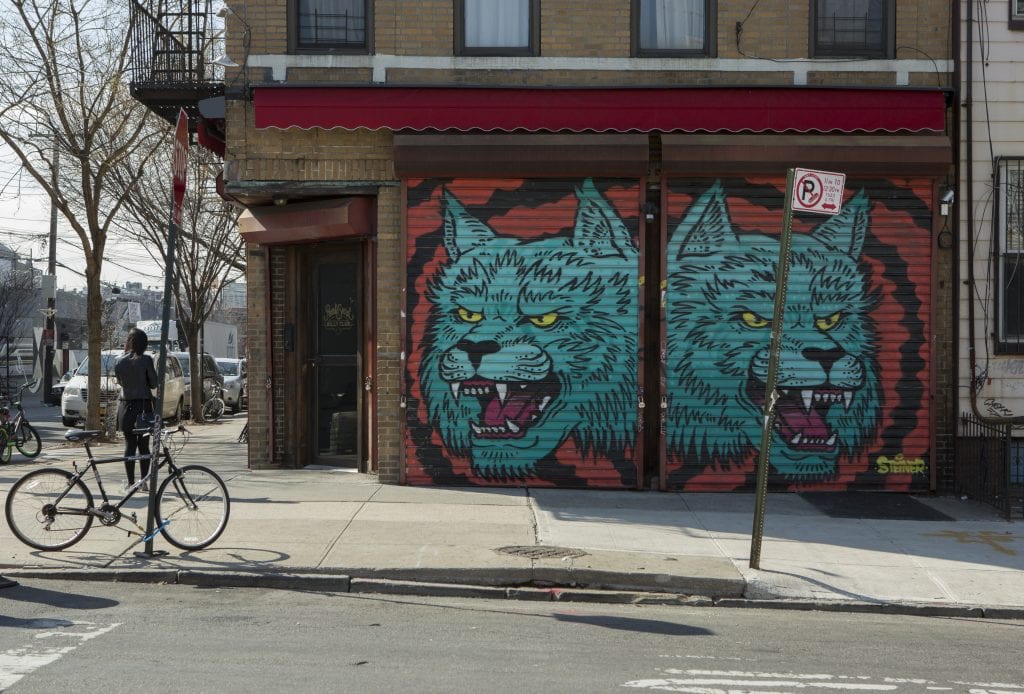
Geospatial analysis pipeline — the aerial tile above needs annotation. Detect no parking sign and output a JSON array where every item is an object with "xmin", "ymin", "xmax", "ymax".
[{"xmin": 791, "ymin": 168, "xmax": 846, "ymax": 215}]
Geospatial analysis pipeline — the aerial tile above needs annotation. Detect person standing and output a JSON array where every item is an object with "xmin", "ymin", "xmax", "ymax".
[{"xmin": 114, "ymin": 328, "xmax": 158, "ymax": 490}]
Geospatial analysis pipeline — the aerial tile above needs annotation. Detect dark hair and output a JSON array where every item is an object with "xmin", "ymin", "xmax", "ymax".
[{"xmin": 127, "ymin": 328, "xmax": 149, "ymax": 355}]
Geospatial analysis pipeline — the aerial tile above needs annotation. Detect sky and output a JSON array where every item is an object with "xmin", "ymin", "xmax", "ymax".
[{"xmin": 0, "ymin": 147, "xmax": 165, "ymax": 292}]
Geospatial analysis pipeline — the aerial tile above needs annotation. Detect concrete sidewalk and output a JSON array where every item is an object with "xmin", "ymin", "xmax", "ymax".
[{"xmin": 2, "ymin": 416, "xmax": 1023, "ymax": 617}]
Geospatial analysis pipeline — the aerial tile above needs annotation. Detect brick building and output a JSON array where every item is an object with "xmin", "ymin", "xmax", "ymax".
[{"xmin": 130, "ymin": 0, "xmax": 957, "ymax": 492}]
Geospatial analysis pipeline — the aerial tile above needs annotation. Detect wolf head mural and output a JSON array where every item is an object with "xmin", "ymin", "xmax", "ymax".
[
  {"xmin": 664, "ymin": 182, "xmax": 882, "ymax": 479},
  {"xmin": 418, "ymin": 180, "xmax": 638, "ymax": 479}
]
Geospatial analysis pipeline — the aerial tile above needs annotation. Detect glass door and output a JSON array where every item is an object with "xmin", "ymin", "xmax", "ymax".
[{"xmin": 313, "ymin": 247, "xmax": 362, "ymax": 467}]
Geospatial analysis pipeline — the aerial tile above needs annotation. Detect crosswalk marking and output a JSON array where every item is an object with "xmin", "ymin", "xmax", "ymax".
[{"xmin": 0, "ymin": 620, "xmax": 120, "ymax": 691}]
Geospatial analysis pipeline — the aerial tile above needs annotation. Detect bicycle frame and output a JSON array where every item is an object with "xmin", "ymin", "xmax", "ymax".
[{"xmin": 49, "ymin": 426, "xmax": 181, "ymax": 535}]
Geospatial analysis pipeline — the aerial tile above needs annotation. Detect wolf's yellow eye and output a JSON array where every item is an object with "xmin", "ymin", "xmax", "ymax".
[
  {"xmin": 456, "ymin": 307, "xmax": 483, "ymax": 323},
  {"xmin": 815, "ymin": 312, "xmax": 843, "ymax": 331},
  {"xmin": 741, "ymin": 311, "xmax": 769, "ymax": 329},
  {"xmin": 528, "ymin": 312, "xmax": 559, "ymax": 328}
]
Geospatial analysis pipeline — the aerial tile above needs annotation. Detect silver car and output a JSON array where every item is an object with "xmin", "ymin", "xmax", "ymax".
[{"xmin": 216, "ymin": 357, "xmax": 246, "ymax": 413}]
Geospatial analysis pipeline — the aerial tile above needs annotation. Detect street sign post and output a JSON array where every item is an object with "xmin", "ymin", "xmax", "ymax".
[
  {"xmin": 749, "ymin": 167, "xmax": 846, "ymax": 569},
  {"xmin": 140, "ymin": 108, "xmax": 188, "ymax": 559}
]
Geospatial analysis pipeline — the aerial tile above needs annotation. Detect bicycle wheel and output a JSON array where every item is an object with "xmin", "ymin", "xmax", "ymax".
[
  {"xmin": 5, "ymin": 468, "xmax": 94, "ymax": 550},
  {"xmin": 14, "ymin": 422, "xmax": 42, "ymax": 458},
  {"xmin": 156, "ymin": 465, "xmax": 230, "ymax": 550},
  {"xmin": 204, "ymin": 397, "xmax": 225, "ymax": 422},
  {"xmin": 0, "ymin": 427, "xmax": 11, "ymax": 464}
]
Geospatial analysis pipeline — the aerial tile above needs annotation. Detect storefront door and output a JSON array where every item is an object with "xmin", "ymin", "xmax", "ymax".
[{"xmin": 311, "ymin": 246, "xmax": 362, "ymax": 467}]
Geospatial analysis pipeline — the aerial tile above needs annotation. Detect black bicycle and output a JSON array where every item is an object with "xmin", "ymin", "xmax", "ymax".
[
  {"xmin": 0, "ymin": 380, "xmax": 42, "ymax": 459},
  {"xmin": 5, "ymin": 416, "xmax": 230, "ymax": 551}
]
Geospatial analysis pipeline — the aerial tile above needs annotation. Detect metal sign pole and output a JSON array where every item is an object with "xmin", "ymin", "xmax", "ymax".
[
  {"xmin": 750, "ymin": 168, "xmax": 796, "ymax": 570},
  {"xmin": 139, "ymin": 110, "xmax": 188, "ymax": 558}
]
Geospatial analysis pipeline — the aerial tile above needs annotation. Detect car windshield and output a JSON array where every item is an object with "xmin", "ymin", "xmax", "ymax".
[
  {"xmin": 75, "ymin": 354, "xmax": 118, "ymax": 376},
  {"xmin": 217, "ymin": 361, "xmax": 239, "ymax": 376}
]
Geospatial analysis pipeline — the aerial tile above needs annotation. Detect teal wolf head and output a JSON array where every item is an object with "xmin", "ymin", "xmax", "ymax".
[
  {"xmin": 419, "ymin": 180, "xmax": 638, "ymax": 479},
  {"xmin": 664, "ymin": 182, "xmax": 882, "ymax": 478}
]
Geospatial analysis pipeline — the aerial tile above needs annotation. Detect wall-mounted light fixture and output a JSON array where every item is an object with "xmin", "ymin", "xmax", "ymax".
[{"xmin": 940, "ymin": 188, "xmax": 955, "ymax": 216}]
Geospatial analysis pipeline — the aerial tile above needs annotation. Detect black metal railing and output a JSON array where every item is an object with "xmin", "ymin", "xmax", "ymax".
[
  {"xmin": 129, "ymin": 0, "xmax": 216, "ymax": 86},
  {"xmin": 298, "ymin": 8, "xmax": 366, "ymax": 48},
  {"xmin": 956, "ymin": 412, "xmax": 1021, "ymax": 518},
  {"xmin": 815, "ymin": 13, "xmax": 884, "ymax": 56}
]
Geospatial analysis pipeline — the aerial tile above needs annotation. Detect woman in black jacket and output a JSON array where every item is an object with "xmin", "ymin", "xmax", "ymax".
[{"xmin": 114, "ymin": 328, "xmax": 158, "ymax": 490}]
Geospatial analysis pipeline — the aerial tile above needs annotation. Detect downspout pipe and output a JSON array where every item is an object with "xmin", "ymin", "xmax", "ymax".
[{"xmin": 963, "ymin": 0, "xmax": 1024, "ymax": 425}]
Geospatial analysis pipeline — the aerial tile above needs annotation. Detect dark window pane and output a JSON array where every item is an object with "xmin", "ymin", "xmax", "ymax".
[
  {"xmin": 815, "ymin": 0, "xmax": 885, "ymax": 56},
  {"xmin": 298, "ymin": 0, "xmax": 365, "ymax": 47}
]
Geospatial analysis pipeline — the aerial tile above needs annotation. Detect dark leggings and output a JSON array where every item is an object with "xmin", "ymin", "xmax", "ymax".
[{"xmin": 121, "ymin": 399, "xmax": 152, "ymax": 484}]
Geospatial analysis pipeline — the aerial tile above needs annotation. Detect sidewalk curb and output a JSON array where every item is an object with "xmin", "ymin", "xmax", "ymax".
[{"xmin": 4, "ymin": 567, "xmax": 1024, "ymax": 618}]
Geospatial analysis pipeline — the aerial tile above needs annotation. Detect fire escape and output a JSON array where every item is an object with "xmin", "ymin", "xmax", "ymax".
[{"xmin": 128, "ymin": 0, "xmax": 226, "ymax": 154}]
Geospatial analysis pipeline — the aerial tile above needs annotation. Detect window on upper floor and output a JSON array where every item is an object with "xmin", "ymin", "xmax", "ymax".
[
  {"xmin": 455, "ymin": 0, "xmax": 538, "ymax": 56},
  {"xmin": 811, "ymin": 0, "xmax": 894, "ymax": 58},
  {"xmin": 997, "ymin": 157, "xmax": 1024, "ymax": 352},
  {"xmin": 291, "ymin": 0, "xmax": 369, "ymax": 52},
  {"xmin": 633, "ymin": 0, "xmax": 714, "ymax": 57},
  {"xmin": 1011, "ymin": 0, "xmax": 1024, "ymax": 30}
]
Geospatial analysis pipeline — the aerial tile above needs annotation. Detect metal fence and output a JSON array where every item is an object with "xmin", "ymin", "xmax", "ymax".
[{"xmin": 955, "ymin": 412, "xmax": 1022, "ymax": 518}]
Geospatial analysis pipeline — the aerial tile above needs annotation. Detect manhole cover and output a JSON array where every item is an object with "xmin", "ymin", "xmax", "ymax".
[{"xmin": 495, "ymin": 545, "xmax": 589, "ymax": 560}]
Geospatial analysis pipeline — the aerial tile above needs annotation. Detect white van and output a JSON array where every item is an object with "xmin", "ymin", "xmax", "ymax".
[{"xmin": 60, "ymin": 350, "xmax": 188, "ymax": 428}]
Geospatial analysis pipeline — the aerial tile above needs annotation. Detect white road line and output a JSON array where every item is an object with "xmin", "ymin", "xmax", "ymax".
[
  {"xmin": 0, "ymin": 621, "xmax": 120, "ymax": 691},
  {"xmin": 623, "ymin": 668, "xmax": 1024, "ymax": 692}
]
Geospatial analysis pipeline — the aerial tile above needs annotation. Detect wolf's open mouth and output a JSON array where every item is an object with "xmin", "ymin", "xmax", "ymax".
[
  {"xmin": 451, "ymin": 375, "xmax": 560, "ymax": 439},
  {"xmin": 748, "ymin": 383, "xmax": 854, "ymax": 452}
]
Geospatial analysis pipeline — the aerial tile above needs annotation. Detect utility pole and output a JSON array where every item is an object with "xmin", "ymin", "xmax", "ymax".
[{"xmin": 43, "ymin": 147, "xmax": 58, "ymax": 405}]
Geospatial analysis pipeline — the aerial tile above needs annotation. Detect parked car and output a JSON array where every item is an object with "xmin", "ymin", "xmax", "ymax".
[
  {"xmin": 172, "ymin": 351, "xmax": 224, "ymax": 418},
  {"xmin": 61, "ymin": 350, "xmax": 187, "ymax": 428},
  {"xmin": 216, "ymin": 357, "xmax": 246, "ymax": 413}
]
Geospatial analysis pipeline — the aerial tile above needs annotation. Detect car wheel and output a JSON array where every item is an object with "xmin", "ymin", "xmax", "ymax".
[
  {"xmin": 62, "ymin": 416, "xmax": 78, "ymax": 428},
  {"xmin": 172, "ymin": 398, "xmax": 183, "ymax": 423}
]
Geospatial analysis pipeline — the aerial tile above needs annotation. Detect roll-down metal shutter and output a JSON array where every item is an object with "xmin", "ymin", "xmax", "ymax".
[
  {"xmin": 661, "ymin": 177, "xmax": 933, "ymax": 492},
  {"xmin": 404, "ymin": 178, "xmax": 644, "ymax": 488}
]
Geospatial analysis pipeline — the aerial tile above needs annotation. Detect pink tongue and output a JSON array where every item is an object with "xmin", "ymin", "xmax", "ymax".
[
  {"xmin": 483, "ymin": 394, "xmax": 538, "ymax": 427},
  {"xmin": 776, "ymin": 406, "xmax": 829, "ymax": 439}
]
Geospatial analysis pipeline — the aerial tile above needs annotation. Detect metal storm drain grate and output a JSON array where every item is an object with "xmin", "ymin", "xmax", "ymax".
[{"xmin": 495, "ymin": 545, "xmax": 589, "ymax": 560}]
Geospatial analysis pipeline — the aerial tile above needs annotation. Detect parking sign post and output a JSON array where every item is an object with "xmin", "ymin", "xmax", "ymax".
[{"xmin": 749, "ymin": 167, "xmax": 846, "ymax": 569}]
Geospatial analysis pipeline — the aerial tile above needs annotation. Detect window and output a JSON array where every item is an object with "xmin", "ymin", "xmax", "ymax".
[
  {"xmin": 456, "ymin": 0, "xmax": 538, "ymax": 56},
  {"xmin": 811, "ymin": 0, "xmax": 893, "ymax": 58},
  {"xmin": 1011, "ymin": 0, "xmax": 1024, "ymax": 30},
  {"xmin": 633, "ymin": 0, "xmax": 714, "ymax": 57},
  {"xmin": 292, "ymin": 0, "xmax": 368, "ymax": 52},
  {"xmin": 998, "ymin": 157, "xmax": 1024, "ymax": 352}
]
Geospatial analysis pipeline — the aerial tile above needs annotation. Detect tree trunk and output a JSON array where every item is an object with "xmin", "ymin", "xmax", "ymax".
[{"xmin": 85, "ymin": 270, "xmax": 104, "ymax": 431}]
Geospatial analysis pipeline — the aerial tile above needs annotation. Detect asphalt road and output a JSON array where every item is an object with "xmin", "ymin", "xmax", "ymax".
[{"xmin": 1, "ymin": 579, "xmax": 1022, "ymax": 693}]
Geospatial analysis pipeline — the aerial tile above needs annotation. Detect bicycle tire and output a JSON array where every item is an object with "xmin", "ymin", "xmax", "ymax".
[
  {"xmin": 14, "ymin": 422, "xmax": 42, "ymax": 458},
  {"xmin": 156, "ymin": 465, "xmax": 230, "ymax": 550},
  {"xmin": 5, "ymin": 468, "xmax": 94, "ymax": 550},
  {"xmin": 204, "ymin": 397, "xmax": 225, "ymax": 422},
  {"xmin": 0, "ymin": 427, "xmax": 11, "ymax": 464}
]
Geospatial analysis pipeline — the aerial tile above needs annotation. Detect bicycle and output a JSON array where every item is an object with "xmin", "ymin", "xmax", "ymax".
[
  {"xmin": 0, "ymin": 380, "xmax": 43, "ymax": 459},
  {"xmin": 237, "ymin": 422, "xmax": 248, "ymax": 444},
  {"xmin": 202, "ymin": 393, "xmax": 225, "ymax": 422},
  {"xmin": 4, "ymin": 416, "xmax": 230, "ymax": 551}
]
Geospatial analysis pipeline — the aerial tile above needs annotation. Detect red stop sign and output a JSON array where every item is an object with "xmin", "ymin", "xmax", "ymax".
[{"xmin": 172, "ymin": 109, "xmax": 189, "ymax": 225}]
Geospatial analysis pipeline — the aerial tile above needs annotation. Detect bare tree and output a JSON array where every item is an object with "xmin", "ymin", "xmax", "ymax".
[
  {"xmin": 115, "ymin": 143, "xmax": 243, "ymax": 420},
  {"xmin": 0, "ymin": 0, "xmax": 165, "ymax": 429}
]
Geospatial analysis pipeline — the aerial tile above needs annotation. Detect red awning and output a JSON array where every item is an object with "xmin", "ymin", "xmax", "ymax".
[{"xmin": 253, "ymin": 87, "xmax": 946, "ymax": 134}]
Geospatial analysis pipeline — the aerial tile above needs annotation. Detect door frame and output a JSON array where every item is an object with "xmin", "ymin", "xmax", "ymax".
[{"xmin": 288, "ymin": 239, "xmax": 375, "ymax": 471}]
